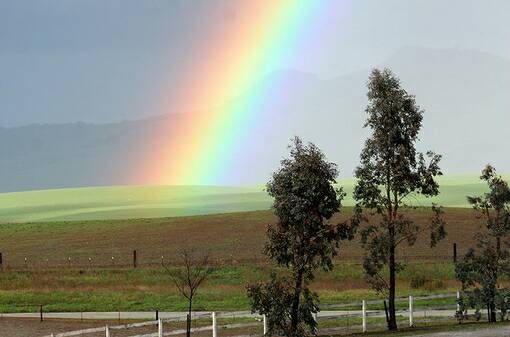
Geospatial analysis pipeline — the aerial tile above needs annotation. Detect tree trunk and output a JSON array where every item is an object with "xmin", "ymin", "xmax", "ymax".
[
  {"xmin": 388, "ymin": 225, "xmax": 398, "ymax": 331},
  {"xmin": 187, "ymin": 297, "xmax": 193, "ymax": 337},
  {"xmin": 497, "ymin": 237, "xmax": 501, "ymax": 257},
  {"xmin": 490, "ymin": 307, "xmax": 497, "ymax": 322},
  {"xmin": 487, "ymin": 303, "xmax": 497, "ymax": 323},
  {"xmin": 290, "ymin": 270, "xmax": 304, "ymax": 337},
  {"xmin": 383, "ymin": 300, "xmax": 390, "ymax": 330},
  {"xmin": 489, "ymin": 288, "xmax": 497, "ymax": 323}
]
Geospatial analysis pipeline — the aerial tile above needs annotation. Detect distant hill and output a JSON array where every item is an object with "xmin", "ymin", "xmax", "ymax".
[
  {"xmin": 1, "ymin": 175, "xmax": 508, "ymax": 223},
  {"xmin": 1, "ymin": 47, "xmax": 509, "ymax": 192}
]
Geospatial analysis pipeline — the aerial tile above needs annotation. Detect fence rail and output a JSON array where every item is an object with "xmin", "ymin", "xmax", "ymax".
[{"xmin": 9, "ymin": 292, "xmax": 487, "ymax": 337}]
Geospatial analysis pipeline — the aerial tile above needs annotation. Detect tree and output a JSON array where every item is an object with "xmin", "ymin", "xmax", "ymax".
[
  {"xmin": 456, "ymin": 165, "xmax": 510, "ymax": 322},
  {"xmin": 166, "ymin": 249, "xmax": 213, "ymax": 337},
  {"xmin": 247, "ymin": 137, "xmax": 354, "ymax": 337},
  {"xmin": 353, "ymin": 68, "xmax": 446, "ymax": 330}
]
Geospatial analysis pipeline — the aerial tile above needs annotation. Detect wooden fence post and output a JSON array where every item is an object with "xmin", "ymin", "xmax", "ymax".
[
  {"xmin": 409, "ymin": 296, "xmax": 414, "ymax": 327},
  {"xmin": 362, "ymin": 300, "xmax": 367, "ymax": 333},
  {"xmin": 453, "ymin": 243, "xmax": 457, "ymax": 263},
  {"xmin": 263, "ymin": 314, "xmax": 268, "ymax": 335},
  {"xmin": 212, "ymin": 312, "xmax": 218, "ymax": 337},
  {"xmin": 133, "ymin": 250, "xmax": 137, "ymax": 268},
  {"xmin": 105, "ymin": 325, "xmax": 110, "ymax": 337},
  {"xmin": 158, "ymin": 318, "xmax": 163, "ymax": 337},
  {"xmin": 40, "ymin": 304, "xmax": 43, "ymax": 322}
]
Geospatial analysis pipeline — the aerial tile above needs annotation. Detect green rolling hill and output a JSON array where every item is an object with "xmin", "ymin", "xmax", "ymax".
[{"xmin": 0, "ymin": 175, "xmax": 507, "ymax": 223}]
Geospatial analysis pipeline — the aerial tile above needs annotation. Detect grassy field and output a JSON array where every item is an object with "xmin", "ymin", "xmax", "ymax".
[
  {"xmin": 0, "ymin": 206, "xmax": 493, "ymax": 313},
  {"xmin": 0, "ymin": 175, "xmax": 506, "ymax": 222},
  {"xmin": 0, "ymin": 176, "xmax": 506, "ymax": 314},
  {"xmin": 0, "ymin": 263, "xmax": 462, "ymax": 313}
]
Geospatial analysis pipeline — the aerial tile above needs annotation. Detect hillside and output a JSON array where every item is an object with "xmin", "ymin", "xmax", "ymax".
[
  {"xmin": 0, "ymin": 175, "xmax": 507, "ymax": 223},
  {"xmin": 0, "ymin": 207, "xmax": 487, "ymax": 269}
]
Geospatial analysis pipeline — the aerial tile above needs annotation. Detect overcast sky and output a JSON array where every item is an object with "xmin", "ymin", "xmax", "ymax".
[{"xmin": 1, "ymin": 0, "xmax": 509, "ymax": 127}]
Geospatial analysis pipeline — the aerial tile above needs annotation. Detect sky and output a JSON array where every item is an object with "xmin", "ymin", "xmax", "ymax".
[{"xmin": 1, "ymin": 0, "xmax": 509, "ymax": 127}]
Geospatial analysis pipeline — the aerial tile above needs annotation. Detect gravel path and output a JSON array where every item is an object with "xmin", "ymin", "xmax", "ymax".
[{"xmin": 411, "ymin": 326, "xmax": 510, "ymax": 337}]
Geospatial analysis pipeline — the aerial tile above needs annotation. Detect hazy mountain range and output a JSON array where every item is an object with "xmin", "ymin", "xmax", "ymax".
[{"xmin": 1, "ymin": 47, "xmax": 509, "ymax": 192}]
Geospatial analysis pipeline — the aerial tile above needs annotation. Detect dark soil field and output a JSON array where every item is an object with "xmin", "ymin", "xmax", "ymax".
[{"xmin": 0, "ymin": 208, "xmax": 484, "ymax": 269}]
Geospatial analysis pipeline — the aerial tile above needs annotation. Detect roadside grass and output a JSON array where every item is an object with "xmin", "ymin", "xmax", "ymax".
[{"xmin": 0, "ymin": 263, "xmax": 462, "ymax": 313}]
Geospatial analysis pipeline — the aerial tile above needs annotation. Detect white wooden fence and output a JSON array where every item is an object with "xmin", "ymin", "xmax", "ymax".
[
  {"xmin": 43, "ymin": 292, "xmax": 464, "ymax": 337},
  {"xmin": 43, "ymin": 313, "xmax": 264, "ymax": 337}
]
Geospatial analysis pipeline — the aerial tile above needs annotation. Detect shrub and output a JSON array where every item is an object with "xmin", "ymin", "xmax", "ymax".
[
  {"xmin": 425, "ymin": 279, "xmax": 445, "ymax": 291},
  {"xmin": 409, "ymin": 275, "xmax": 427, "ymax": 289}
]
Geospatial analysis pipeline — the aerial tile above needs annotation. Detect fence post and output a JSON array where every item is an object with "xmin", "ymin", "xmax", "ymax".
[
  {"xmin": 158, "ymin": 318, "xmax": 163, "ymax": 337},
  {"xmin": 409, "ymin": 295, "xmax": 414, "ymax": 327},
  {"xmin": 40, "ymin": 304, "xmax": 43, "ymax": 322},
  {"xmin": 156, "ymin": 309, "xmax": 159, "ymax": 321},
  {"xmin": 362, "ymin": 300, "xmax": 367, "ymax": 333},
  {"xmin": 453, "ymin": 243, "xmax": 457, "ymax": 263},
  {"xmin": 0, "ymin": 252, "xmax": 3, "ymax": 269},
  {"xmin": 133, "ymin": 250, "xmax": 137, "ymax": 268},
  {"xmin": 212, "ymin": 312, "xmax": 218, "ymax": 337},
  {"xmin": 105, "ymin": 325, "xmax": 110, "ymax": 337},
  {"xmin": 263, "ymin": 314, "xmax": 268, "ymax": 335}
]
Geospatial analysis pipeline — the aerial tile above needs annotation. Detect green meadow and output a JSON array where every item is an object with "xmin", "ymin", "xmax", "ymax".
[{"xmin": 0, "ymin": 175, "xmax": 507, "ymax": 223}]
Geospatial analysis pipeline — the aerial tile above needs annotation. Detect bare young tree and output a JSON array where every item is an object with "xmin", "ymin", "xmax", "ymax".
[{"xmin": 166, "ymin": 249, "xmax": 213, "ymax": 337}]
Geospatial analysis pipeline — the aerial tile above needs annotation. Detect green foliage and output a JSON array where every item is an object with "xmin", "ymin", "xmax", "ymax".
[
  {"xmin": 456, "ymin": 165, "xmax": 510, "ymax": 322},
  {"xmin": 353, "ymin": 68, "xmax": 446, "ymax": 330},
  {"xmin": 467, "ymin": 165, "xmax": 510, "ymax": 238},
  {"xmin": 247, "ymin": 273, "xmax": 319, "ymax": 337},
  {"xmin": 247, "ymin": 137, "xmax": 354, "ymax": 337},
  {"xmin": 264, "ymin": 137, "xmax": 353, "ymax": 278},
  {"xmin": 409, "ymin": 274, "xmax": 445, "ymax": 291},
  {"xmin": 409, "ymin": 275, "xmax": 427, "ymax": 289},
  {"xmin": 456, "ymin": 238, "xmax": 510, "ymax": 322},
  {"xmin": 426, "ymin": 279, "xmax": 446, "ymax": 291}
]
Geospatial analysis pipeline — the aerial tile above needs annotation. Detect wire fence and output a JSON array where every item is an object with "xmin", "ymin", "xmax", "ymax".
[{"xmin": 0, "ymin": 250, "xmax": 458, "ymax": 271}]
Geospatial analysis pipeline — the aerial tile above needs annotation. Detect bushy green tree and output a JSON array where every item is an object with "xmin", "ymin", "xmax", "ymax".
[
  {"xmin": 456, "ymin": 165, "xmax": 510, "ymax": 322},
  {"xmin": 247, "ymin": 273, "xmax": 319, "ymax": 337},
  {"xmin": 353, "ymin": 68, "xmax": 446, "ymax": 330},
  {"xmin": 247, "ymin": 137, "xmax": 354, "ymax": 337}
]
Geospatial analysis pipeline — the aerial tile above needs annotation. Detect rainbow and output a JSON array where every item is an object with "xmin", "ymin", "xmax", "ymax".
[{"xmin": 136, "ymin": 1, "xmax": 346, "ymax": 185}]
